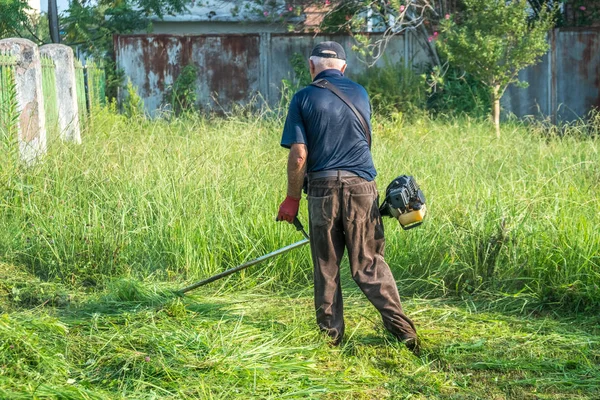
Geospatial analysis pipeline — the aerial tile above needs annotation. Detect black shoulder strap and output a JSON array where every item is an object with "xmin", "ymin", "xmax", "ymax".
[{"xmin": 310, "ymin": 78, "xmax": 372, "ymax": 149}]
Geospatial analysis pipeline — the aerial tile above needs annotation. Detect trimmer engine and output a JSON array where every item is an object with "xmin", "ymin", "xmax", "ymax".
[{"xmin": 379, "ymin": 175, "xmax": 427, "ymax": 230}]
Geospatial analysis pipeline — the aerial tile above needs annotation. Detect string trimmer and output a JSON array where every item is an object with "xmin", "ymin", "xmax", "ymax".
[{"xmin": 178, "ymin": 217, "xmax": 309, "ymax": 295}]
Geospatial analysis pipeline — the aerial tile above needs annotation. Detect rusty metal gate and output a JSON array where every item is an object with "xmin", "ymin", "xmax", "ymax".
[
  {"xmin": 114, "ymin": 32, "xmax": 429, "ymax": 115},
  {"xmin": 503, "ymin": 28, "xmax": 600, "ymax": 122},
  {"xmin": 115, "ymin": 35, "xmax": 261, "ymax": 114}
]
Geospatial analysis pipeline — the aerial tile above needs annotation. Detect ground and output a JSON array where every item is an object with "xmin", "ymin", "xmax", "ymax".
[{"xmin": 1, "ymin": 265, "xmax": 598, "ymax": 399}]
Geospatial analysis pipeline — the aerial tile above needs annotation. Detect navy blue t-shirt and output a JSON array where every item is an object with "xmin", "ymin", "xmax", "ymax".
[{"xmin": 280, "ymin": 69, "xmax": 376, "ymax": 181}]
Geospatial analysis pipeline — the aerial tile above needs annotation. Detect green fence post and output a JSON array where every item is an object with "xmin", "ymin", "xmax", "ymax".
[
  {"xmin": 0, "ymin": 51, "xmax": 18, "ymax": 145},
  {"xmin": 41, "ymin": 54, "xmax": 59, "ymax": 140},
  {"xmin": 74, "ymin": 57, "xmax": 87, "ymax": 126}
]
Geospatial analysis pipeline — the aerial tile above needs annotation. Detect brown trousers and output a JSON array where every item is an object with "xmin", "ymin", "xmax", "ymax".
[{"xmin": 307, "ymin": 175, "xmax": 417, "ymax": 344}]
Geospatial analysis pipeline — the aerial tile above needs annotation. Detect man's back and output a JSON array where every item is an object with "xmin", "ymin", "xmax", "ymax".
[{"xmin": 281, "ymin": 69, "xmax": 376, "ymax": 181}]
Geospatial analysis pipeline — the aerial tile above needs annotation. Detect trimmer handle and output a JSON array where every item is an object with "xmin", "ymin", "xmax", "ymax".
[
  {"xmin": 292, "ymin": 217, "xmax": 304, "ymax": 232},
  {"xmin": 275, "ymin": 216, "xmax": 309, "ymax": 240}
]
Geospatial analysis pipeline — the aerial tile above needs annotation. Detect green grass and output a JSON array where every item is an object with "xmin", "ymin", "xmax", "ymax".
[
  {"xmin": 0, "ymin": 267, "xmax": 598, "ymax": 399},
  {"xmin": 0, "ymin": 108, "xmax": 598, "ymax": 307},
  {"xmin": 0, "ymin": 109, "xmax": 599, "ymax": 398}
]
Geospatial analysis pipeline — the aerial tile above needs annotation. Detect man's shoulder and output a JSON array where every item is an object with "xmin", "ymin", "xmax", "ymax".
[
  {"xmin": 345, "ymin": 78, "xmax": 368, "ymax": 96},
  {"xmin": 293, "ymin": 77, "xmax": 369, "ymax": 105},
  {"xmin": 291, "ymin": 85, "xmax": 316, "ymax": 103}
]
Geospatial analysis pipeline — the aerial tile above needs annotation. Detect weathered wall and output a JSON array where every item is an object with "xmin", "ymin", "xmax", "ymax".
[
  {"xmin": 266, "ymin": 33, "xmax": 428, "ymax": 104},
  {"xmin": 151, "ymin": 21, "xmax": 289, "ymax": 34},
  {"xmin": 115, "ymin": 32, "xmax": 432, "ymax": 115},
  {"xmin": 503, "ymin": 28, "xmax": 600, "ymax": 122}
]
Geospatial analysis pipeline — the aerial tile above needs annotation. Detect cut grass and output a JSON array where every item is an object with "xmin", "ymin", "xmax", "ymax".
[{"xmin": 0, "ymin": 269, "xmax": 598, "ymax": 399}]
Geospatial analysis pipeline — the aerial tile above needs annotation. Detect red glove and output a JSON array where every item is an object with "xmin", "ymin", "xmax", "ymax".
[{"xmin": 277, "ymin": 196, "xmax": 301, "ymax": 223}]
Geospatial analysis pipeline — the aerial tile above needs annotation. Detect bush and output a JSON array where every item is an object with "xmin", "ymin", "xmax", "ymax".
[
  {"xmin": 425, "ymin": 64, "xmax": 491, "ymax": 118},
  {"xmin": 170, "ymin": 64, "xmax": 198, "ymax": 115},
  {"xmin": 355, "ymin": 61, "xmax": 427, "ymax": 117}
]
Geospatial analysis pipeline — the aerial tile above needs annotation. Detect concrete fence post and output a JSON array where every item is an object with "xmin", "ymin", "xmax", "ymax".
[
  {"xmin": 0, "ymin": 38, "xmax": 46, "ymax": 163},
  {"xmin": 40, "ymin": 44, "xmax": 81, "ymax": 143}
]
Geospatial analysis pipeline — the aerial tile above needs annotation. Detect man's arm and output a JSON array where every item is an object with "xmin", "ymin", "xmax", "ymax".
[
  {"xmin": 277, "ymin": 143, "xmax": 307, "ymax": 223},
  {"xmin": 287, "ymin": 143, "xmax": 308, "ymax": 199}
]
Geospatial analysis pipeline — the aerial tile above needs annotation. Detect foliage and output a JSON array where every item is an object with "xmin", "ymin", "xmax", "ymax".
[
  {"xmin": 355, "ymin": 61, "xmax": 426, "ymax": 117},
  {"xmin": 0, "ymin": 109, "xmax": 599, "ymax": 310},
  {"xmin": 279, "ymin": 52, "xmax": 311, "ymax": 113},
  {"xmin": 0, "ymin": 0, "xmax": 32, "ymax": 39},
  {"xmin": 288, "ymin": 52, "xmax": 311, "ymax": 88},
  {"xmin": 425, "ymin": 64, "xmax": 491, "ymax": 118},
  {"xmin": 562, "ymin": 0, "xmax": 600, "ymax": 27},
  {"xmin": 438, "ymin": 0, "xmax": 556, "ymax": 135},
  {"xmin": 122, "ymin": 78, "xmax": 145, "ymax": 118},
  {"xmin": 61, "ymin": 0, "xmax": 190, "ymax": 56},
  {"xmin": 170, "ymin": 64, "xmax": 198, "ymax": 115},
  {"xmin": 240, "ymin": 0, "xmax": 444, "ymax": 65}
]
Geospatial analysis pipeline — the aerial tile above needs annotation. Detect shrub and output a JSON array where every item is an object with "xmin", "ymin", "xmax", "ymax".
[
  {"xmin": 170, "ymin": 64, "xmax": 198, "ymax": 115},
  {"xmin": 355, "ymin": 61, "xmax": 427, "ymax": 117},
  {"xmin": 425, "ymin": 64, "xmax": 491, "ymax": 118}
]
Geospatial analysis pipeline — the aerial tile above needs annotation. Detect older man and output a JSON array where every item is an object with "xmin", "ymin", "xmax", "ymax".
[{"xmin": 277, "ymin": 41, "xmax": 419, "ymax": 353}]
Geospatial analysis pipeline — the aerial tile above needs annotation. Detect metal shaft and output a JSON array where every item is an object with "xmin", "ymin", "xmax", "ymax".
[{"xmin": 179, "ymin": 238, "xmax": 309, "ymax": 294}]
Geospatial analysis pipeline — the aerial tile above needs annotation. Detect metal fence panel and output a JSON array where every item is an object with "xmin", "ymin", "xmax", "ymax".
[
  {"xmin": 115, "ymin": 33, "xmax": 424, "ymax": 115},
  {"xmin": 0, "ymin": 51, "xmax": 18, "ymax": 141},
  {"xmin": 115, "ymin": 34, "xmax": 261, "ymax": 115},
  {"xmin": 503, "ymin": 28, "xmax": 600, "ymax": 122},
  {"xmin": 555, "ymin": 29, "xmax": 600, "ymax": 121},
  {"xmin": 41, "ymin": 55, "xmax": 59, "ymax": 138}
]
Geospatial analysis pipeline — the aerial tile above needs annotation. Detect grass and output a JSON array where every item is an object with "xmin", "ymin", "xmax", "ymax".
[
  {"xmin": 1, "ymin": 108, "xmax": 598, "ymax": 307},
  {"xmin": 0, "ymin": 108, "xmax": 599, "ymax": 397},
  {"xmin": 0, "ymin": 266, "xmax": 598, "ymax": 399}
]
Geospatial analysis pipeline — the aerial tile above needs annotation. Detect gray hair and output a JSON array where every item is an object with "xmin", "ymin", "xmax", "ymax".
[{"xmin": 309, "ymin": 55, "xmax": 346, "ymax": 71}]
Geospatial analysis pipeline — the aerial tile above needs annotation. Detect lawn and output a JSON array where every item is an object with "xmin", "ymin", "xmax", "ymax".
[{"xmin": 0, "ymin": 109, "xmax": 598, "ymax": 398}]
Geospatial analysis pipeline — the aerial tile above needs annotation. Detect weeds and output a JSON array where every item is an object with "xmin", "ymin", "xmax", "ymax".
[
  {"xmin": 0, "ymin": 109, "xmax": 598, "ymax": 397},
  {"xmin": 0, "ymin": 110, "xmax": 598, "ymax": 308}
]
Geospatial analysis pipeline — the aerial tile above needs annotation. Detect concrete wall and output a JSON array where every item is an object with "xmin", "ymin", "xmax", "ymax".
[
  {"xmin": 503, "ymin": 28, "xmax": 600, "ymax": 122},
  {"xmin": 151, "ymin": 21, "xmax": 289, "ymax": 34},
  {"xmin": 115, "ymin": 32, "xmax": 432, "ymax": 115}
]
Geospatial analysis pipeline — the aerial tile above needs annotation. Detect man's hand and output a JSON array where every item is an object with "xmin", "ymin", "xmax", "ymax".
[{"xmin": 277, "ymin": 195, "xmax": 301, "ymax": 223}]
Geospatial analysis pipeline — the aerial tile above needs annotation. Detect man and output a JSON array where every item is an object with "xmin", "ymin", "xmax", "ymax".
[{"xmin": 276, "ymin": 41, "xmax": 419, "ymax": 353}]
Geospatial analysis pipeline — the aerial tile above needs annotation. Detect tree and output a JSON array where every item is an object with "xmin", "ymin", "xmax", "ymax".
[
  {"xmin": 61, "ymin": 0, "xmax": 190, "ymax": 55},
  {"xmin": 0, "ymin": 0, "xmax": 34, "ymax": 38},
  {"xmin": 225, "ymin": 0, "xmax": 447, "ymax": 66},
  {"xmin": 438, "ymin": 0, "xmax": 555, "ymax": 137}
]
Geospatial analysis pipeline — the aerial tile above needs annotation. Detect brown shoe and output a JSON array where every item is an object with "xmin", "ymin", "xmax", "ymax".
[{"xmin": 402, "ymin": 337, "xmax": 420, "ymax": 356}]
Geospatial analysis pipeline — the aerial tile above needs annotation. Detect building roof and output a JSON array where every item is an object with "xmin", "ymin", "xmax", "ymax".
[{"xmin": 152, "ymin": 0, "xmax": 304, "ymax": 23}]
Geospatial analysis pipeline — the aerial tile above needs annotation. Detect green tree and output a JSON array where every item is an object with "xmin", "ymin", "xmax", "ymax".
[
  {"xmin": 62, "ymin": 0, "xmax": 189, "ymax": 55},
  {"xmin": 0, "ymin": 0, "xmax": 33, "ymax": 39},
  {"xmin": 438, "ymin": 0, "xmax": 555, "ymax": 137}
]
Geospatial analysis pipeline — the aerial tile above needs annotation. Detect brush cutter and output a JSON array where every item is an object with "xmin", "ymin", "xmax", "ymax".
[{"xmin": 178, "ymin": 217, "xmax": 309, "ymax": 294}]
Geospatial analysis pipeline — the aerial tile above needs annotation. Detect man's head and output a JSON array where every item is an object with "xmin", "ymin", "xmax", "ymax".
[{"xmin": 309, "ymin": 41, "xmax": 347, "ymax": 79}]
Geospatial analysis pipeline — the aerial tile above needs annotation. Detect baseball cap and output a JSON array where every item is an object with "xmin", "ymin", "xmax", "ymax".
[{"xmin": 310, "ymin": 41, "xmax": 346, "ymax": 61}]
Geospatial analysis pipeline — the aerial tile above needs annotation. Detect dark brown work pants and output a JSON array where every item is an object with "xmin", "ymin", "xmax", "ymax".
[{"xmin": 307, "ymin": 175, "xmax": 417, "ymax": 345}]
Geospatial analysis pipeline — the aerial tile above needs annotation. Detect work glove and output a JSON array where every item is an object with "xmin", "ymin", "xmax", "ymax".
[{"xmin": 277, "ymin": 195, "xmax": 301, "ymax": 223}]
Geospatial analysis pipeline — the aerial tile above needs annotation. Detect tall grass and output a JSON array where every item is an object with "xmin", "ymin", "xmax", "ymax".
[{"xmin": 0, "ymin": 108, "xmax": 598, "ymax": 309}]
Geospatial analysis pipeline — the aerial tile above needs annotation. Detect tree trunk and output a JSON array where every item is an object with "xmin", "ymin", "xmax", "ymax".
[{"xmin": 492, "ymin": 85, "xmax": 501, "ymax": 138}]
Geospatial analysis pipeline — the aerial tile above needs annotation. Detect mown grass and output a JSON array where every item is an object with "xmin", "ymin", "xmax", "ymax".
[
  {"xmin": 0, "ymin": 269, "xmax": 598, "ymax": 399},
  {"xmin": 0, "ymin": 109, "xmax": 599, "ymax": 398}
]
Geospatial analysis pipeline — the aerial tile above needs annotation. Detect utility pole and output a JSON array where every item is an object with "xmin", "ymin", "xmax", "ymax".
[{"xmin": 48, "ymin": 0, "xmax": 60, "ymax": 43}]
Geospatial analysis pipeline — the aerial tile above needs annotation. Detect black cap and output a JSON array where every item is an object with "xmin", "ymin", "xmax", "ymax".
[{"xmin": 310, "ymin": 41, "xmax": 346, "ymax": 61}]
